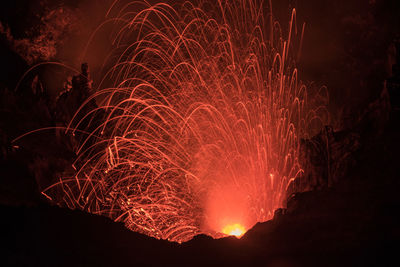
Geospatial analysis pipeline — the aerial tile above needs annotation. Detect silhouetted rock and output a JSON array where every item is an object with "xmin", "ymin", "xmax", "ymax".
[{"xmin": 289, "ymin": 125, "xmax": 360, "ymax": 196}]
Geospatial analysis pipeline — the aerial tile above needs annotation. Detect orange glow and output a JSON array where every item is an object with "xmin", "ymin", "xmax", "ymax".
[
  {"xmin": 222, "ymin": 223, "xmax": 246, "ymax": 237},
  {"xmin": 39, "ymin": 0, "xmax": 329, "ymax": 243}
]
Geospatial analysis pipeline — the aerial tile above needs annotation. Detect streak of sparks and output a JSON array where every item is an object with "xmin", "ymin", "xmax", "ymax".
[{"xmin": 43, "ymin": 0, "xmax": 328, "ymax": 243}]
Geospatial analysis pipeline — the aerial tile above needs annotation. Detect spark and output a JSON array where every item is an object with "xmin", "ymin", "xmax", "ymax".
[{"xmin": 42, "ymin": 0, "xmax": 328, "ymax": 243}]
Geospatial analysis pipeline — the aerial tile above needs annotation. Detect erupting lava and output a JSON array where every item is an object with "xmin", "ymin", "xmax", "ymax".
[
  {"xmin": 222, "ymin": 223, "xmax": 247, "ymax": 237},
  {"xmin": 42, "ymin": 0, "xmax": 328, "ymax": 242}
]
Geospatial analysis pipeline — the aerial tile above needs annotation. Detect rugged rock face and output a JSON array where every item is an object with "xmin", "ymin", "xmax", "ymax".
[
  {"xmin": 290, "ymin": 85, "xmax": 390, "ymax": 196},
  {"xmin": 291, "ymin": 126, "xmax": 360, "ymax": 194}
]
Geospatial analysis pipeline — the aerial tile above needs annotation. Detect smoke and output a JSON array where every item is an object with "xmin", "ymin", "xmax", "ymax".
[
  {"xmin": 0, "ymin": 6, "xmax": 78, "ymax": 65},
  {"xmin": 0, "ymin": 0, "xmax": 115, "ymax": 96}
]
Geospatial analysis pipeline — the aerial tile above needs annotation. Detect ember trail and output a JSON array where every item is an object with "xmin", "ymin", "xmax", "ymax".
[{"xmin": 44, "ymin": 0, "xmax": 327, "ymax": 242}]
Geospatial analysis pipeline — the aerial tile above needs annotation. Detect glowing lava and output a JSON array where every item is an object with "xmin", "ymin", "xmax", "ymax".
[
  {"xmin": 222, "ymin": 224, "xmax": 246, "ymax": 237},
  {"xmin": 41, "ymin": 0, "xmax": 328, "ymax": 243}
]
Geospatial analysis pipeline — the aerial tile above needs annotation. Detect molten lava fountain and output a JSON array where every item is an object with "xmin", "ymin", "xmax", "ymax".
[{"xmin": 44, "ymin": 0, "xmax": 327, "ymax": 242}]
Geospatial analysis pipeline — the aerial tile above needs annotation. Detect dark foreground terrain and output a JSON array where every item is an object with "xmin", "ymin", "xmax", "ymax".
[{"xmin": 2, "ymin": 111, "xmax": 400, "ymax": 266}]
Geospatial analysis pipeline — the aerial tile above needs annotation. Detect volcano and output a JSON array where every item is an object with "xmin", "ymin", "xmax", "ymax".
[{"xmin": 1, "ymin": 0, "xmax": 399, "ymax": 266}]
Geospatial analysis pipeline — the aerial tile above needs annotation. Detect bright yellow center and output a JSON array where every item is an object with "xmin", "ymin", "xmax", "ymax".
[{"xmin": 222, "ymin": 223, "xmax": 246, "ymax": 237}]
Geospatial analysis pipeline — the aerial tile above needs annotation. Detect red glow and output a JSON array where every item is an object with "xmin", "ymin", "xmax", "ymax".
[{"xmin": 42, "ymin": 0, "xmax": 328, "ymax": 243}]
